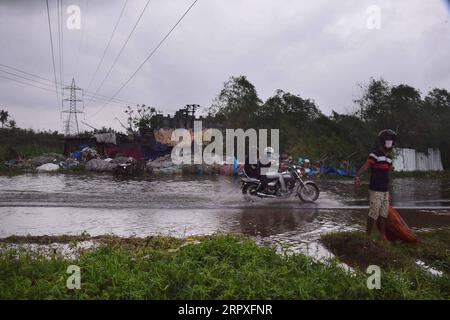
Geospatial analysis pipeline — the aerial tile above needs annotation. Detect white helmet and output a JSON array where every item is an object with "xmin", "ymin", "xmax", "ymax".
[{"xmin": 264, "ymin": 147, "xmax": 275, "ymax": 158}]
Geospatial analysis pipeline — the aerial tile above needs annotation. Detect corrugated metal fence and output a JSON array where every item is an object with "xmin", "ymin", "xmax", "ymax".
[{"xmin": 393, "ymin": 148, "xmax": 444, "ymax": 172}]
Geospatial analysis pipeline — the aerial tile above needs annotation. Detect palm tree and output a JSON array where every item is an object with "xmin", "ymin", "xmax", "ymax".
[{"xmin": 0, "ymin": 109, "xmax": 9, "ymax": 129}]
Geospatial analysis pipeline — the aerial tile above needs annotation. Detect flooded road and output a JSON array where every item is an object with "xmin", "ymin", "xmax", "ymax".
[{"xmin": 1, "ymin": 174, "xmax": 450, "ymax": 252}]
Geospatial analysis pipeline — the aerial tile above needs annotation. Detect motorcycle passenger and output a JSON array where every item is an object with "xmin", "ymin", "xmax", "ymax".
[
  {"xmin": 243, "ymin": 157, "xmax": 259, "ymax": 179},
  {"xmin": 243, "ymin": 147, "xmax": 270, "ymax": 191},
  {"xmin": 243, "ymin": 146, "xmax": 261, "ymax": 179},
  {"xmin": 302, "ymin": 159, "xmax": 311, "ymax": 174}
]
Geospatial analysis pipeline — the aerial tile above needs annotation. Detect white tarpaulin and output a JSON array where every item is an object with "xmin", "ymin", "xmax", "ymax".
[
  {"xmin": 36, "ymin": 163, "xmax": 60, "ymax": 172},
  {"xmin": 393, "ymin": 148, "xmax": 443, "ymax": 172},
  {"xmin": 94, "ymin": 133, "xmax": 117, "ymax": 145}
]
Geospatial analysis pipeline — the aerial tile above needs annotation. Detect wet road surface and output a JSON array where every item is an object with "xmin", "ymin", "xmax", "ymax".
[{"xmin": 1, "ymin": 174, "xmax": 449, "ymax": 254}]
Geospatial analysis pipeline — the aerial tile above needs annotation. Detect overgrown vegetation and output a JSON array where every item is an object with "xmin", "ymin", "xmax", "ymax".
[
  {"xmin": 0, "ymin": 234, "xmax": 449, "ymax": 299},
  {"xmin": 0, "ymin": 127, "xmax": 63, "ymax": 162},
  {"xmin": 123, "ymin": 104, "xmax": 161, "ymax": 134}
]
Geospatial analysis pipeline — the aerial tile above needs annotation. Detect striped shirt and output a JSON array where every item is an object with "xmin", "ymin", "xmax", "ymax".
[{"xmin": 367, "ymin": 150, "xmax": 392, "ymax": 192}]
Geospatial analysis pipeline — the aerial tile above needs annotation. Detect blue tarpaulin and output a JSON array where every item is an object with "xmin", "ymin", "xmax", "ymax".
[
  {"xmin": 71, "ymin": 151, "xmax": 81, "ymax": 160},
  {"xmin": 141, "ymin": 143, "xmax": 172, "ymax": 160},
  {"xmin": 320, "ymin": 165, "xmax": 355, "ymax": 177}
]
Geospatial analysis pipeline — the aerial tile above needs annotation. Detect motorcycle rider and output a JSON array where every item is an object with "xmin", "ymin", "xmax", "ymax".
[
  {"xmin": 243, "ymin": 147, "xmax": 287, "ymax": 194},
  {"xmin": 355, "ymin": 129, "xmax": 397, "ymax": 242}
]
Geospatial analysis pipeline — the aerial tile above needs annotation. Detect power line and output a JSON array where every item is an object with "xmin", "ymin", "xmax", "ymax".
[
  {"xmin": 0, "ymin": 63, "xmax": 137, "ymax": 105},
  {"xmin": 88, "ymin": 0, "xmax": 199, "ymax": 119},
  {"xmin": 0, "ymin": 63, "xmax": 57, "ymax": 83},
  {"xmin": 60, "ymin": 0, "xmax": 65, "ymax": 97},
  {"xmin": 73, "ymin": 0, "xmax": 89, "ymax": 79},
  {"xmin": 84, "ymin": 0, "xmax": 128, "ymax": 93},
  {"xmin": 57, "ymin": 0, "xmax": 64, "ymax": 104},
  {"xmin": 45, "ymin": 0, "xmax": 61, "ymax": 112},
  {"xmin": 0, "ymin": 72, "xmax": 109, "ymax": 106},
  {"xmin": 0, "ymin": 68, "xmax": 128, "ymax": 106},
  {"xmin": 85, "ymin": 0, "xmax": 152, "ymax": 108},
  {"xmin": 0, "ymin": 67, "xmax": 107, "ymax": 105},
  {"xmin": 0, "ymin": 74, "xmax": 59, "ymax": 94}
]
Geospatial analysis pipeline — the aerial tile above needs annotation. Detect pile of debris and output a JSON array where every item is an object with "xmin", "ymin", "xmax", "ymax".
[
  {"xmin": 145, "ymin": 155, "xmax": 227, "ymax": 175},
  {"xmin": 146, "ymin": 154, "xmax": 182, "ymax": 175},
  {"xmin": 3, "ymin": 147, "xmax": 240, "ymax": 176},
  {"xmin": 85, "ymin": 159, "xmax": 116, "ymax": 172},
  {"xmin": 3, "ymin": 153, "xmax": 67, "ymax": 172},
  {"xmin": 29, "ymin": 153, "xmax": 65, "ymax": 167}
]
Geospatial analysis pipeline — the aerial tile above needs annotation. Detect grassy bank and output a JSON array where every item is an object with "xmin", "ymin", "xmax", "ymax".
[
  {"xmin": 0, "ymin": 234, "xmax": 449, "ymax": 299},
  {"xmin": 321, "ymin": 229, "xmax": 450, "ymax": 274},
  {"xmin": 320, "ymin": 229, "xmax": 449, "ymax": 299}
]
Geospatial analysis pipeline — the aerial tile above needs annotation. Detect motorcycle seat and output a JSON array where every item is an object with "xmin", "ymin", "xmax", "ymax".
[
  {"xmin": 264, "ymin": 173, "xmax": 282, "ymax": 181},
  {"xmin": 241, "ymin": 177, "xmax": 260, "ymax": 183}
]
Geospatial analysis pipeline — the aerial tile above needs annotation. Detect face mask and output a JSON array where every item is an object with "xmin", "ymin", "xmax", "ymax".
[{"xmin": 385, "ymin": 140, "xmax": 393, "ymax": 149}]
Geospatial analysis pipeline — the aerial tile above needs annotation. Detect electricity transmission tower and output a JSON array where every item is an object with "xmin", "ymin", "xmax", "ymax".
[{"xmin": 62, "ymin": 78, "xmax": 84, "ymax": 136}]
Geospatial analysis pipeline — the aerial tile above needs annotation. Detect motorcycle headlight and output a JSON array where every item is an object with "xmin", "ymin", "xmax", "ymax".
[{"xmin": 297, "ymin": 169, "xmax": 301, "ymax": 174}]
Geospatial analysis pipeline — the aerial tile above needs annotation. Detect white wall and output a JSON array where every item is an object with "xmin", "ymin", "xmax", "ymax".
[{"xmin": 393, "ymin": 148, "xmax": 443, "ymax": 172}]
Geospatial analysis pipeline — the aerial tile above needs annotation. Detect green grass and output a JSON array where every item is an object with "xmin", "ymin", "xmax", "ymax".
[
  {"xmin": 0, "ymin": 234, "xmax": 449, "ymax": 299},
  {"xmin": 0, "ymin": 128, "xmax": 63, "ymax": 162}
]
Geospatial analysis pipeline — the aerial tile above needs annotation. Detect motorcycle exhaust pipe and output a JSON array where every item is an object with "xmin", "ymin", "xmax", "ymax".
[{"xmin": 256, "ymin": 192, "xmax": 277, "ymax": 198}]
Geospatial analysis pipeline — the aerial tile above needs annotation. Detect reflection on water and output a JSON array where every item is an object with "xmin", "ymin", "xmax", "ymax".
[{"xmin": 1, "ymin": 174, "xmax": 450, "ymax": 251}]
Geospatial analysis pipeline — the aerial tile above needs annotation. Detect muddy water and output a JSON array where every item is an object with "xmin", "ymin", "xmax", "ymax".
[{"xmin": 1, "ymin": 174, "xmax": 450, "ymax": 253}]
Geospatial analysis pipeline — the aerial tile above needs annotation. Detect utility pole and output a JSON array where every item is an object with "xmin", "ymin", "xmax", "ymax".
[
  {"xmin": 186, "ymin": 104, "xmax": 199, "ymax": 117},
  {"xmin": 184, "ymin": 104, "xmax": 199, "ymax": 128},
  {"xmin": 62, "ymin": 78, "xmax": 84, "ymax": 136}
]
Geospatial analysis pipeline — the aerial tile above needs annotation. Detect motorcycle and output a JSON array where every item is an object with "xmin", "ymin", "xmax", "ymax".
[
  {"xmin": 113, "ymin": 158, "xmax": 142, "ymax": 178},
  {"xmin": 240, "ymin": 162, "xmax": 320, "ymax": 202}
]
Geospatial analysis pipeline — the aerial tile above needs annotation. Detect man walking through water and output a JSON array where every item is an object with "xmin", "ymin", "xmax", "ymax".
[{"xmin": 355, "ymin": 129, "xmax": 397, "ymax": 242}]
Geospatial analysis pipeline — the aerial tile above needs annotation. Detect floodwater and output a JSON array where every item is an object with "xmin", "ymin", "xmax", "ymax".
[{"xmin": 1, "ymin": 174, "xmax": 450, "ymax": 255}]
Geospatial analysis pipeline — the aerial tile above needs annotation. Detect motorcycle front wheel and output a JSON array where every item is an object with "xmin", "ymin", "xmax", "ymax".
[{"xmin": 298, "ymin": 181, "xmax": 320, "ymax": 202}]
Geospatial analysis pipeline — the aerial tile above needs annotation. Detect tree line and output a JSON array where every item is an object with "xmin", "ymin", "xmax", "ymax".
[{"xmin": 2, "ymin": 76, "xmax": 450, "ymax": 168}]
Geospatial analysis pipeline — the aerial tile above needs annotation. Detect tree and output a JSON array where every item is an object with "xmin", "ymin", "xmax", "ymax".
[
  {"xmin": 207, "ymin": 76, "xmax": 262, "ymax": 129},
  {"xmin": 258, "ymin": 90, "xmax": 322, "ymax": 147},
  {"xmin": 124, "ymin": 104, "xmax": 160, "ymax": 134},
  {"xmin": 355, "ymin": 78, "xmax": 393, "ymax": 127},
  {"xmin": 424, "ymin": 88, "xmax": 450, "ymax": 114},
  {"xmin": 260, "ymin": 90, "xmax": 321, "ymax": 124},
  {"xmin": 7, "ymin": 119, "xmax": 16, "ymax": 129},
  {"xmin": 354, "ymin": 78, "xmax": 430, "ymax": 149},
  {"xmin": 0, "ymin": 109, "xmax": 9, "ymax": 129},
  {"xmin": 424, "ymin": 88, "xmax": 450, "ymax": 167}
]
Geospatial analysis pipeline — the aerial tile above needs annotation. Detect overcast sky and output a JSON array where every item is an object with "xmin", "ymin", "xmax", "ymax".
[{"xmin": 0, "ymin": 0, "xmax": 449, "ymax": 132}]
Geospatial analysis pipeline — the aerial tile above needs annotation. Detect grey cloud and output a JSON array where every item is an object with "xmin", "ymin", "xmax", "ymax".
[{"xmin": 0, "ymin": 0, "xmax": 449, "ymax": 131}]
